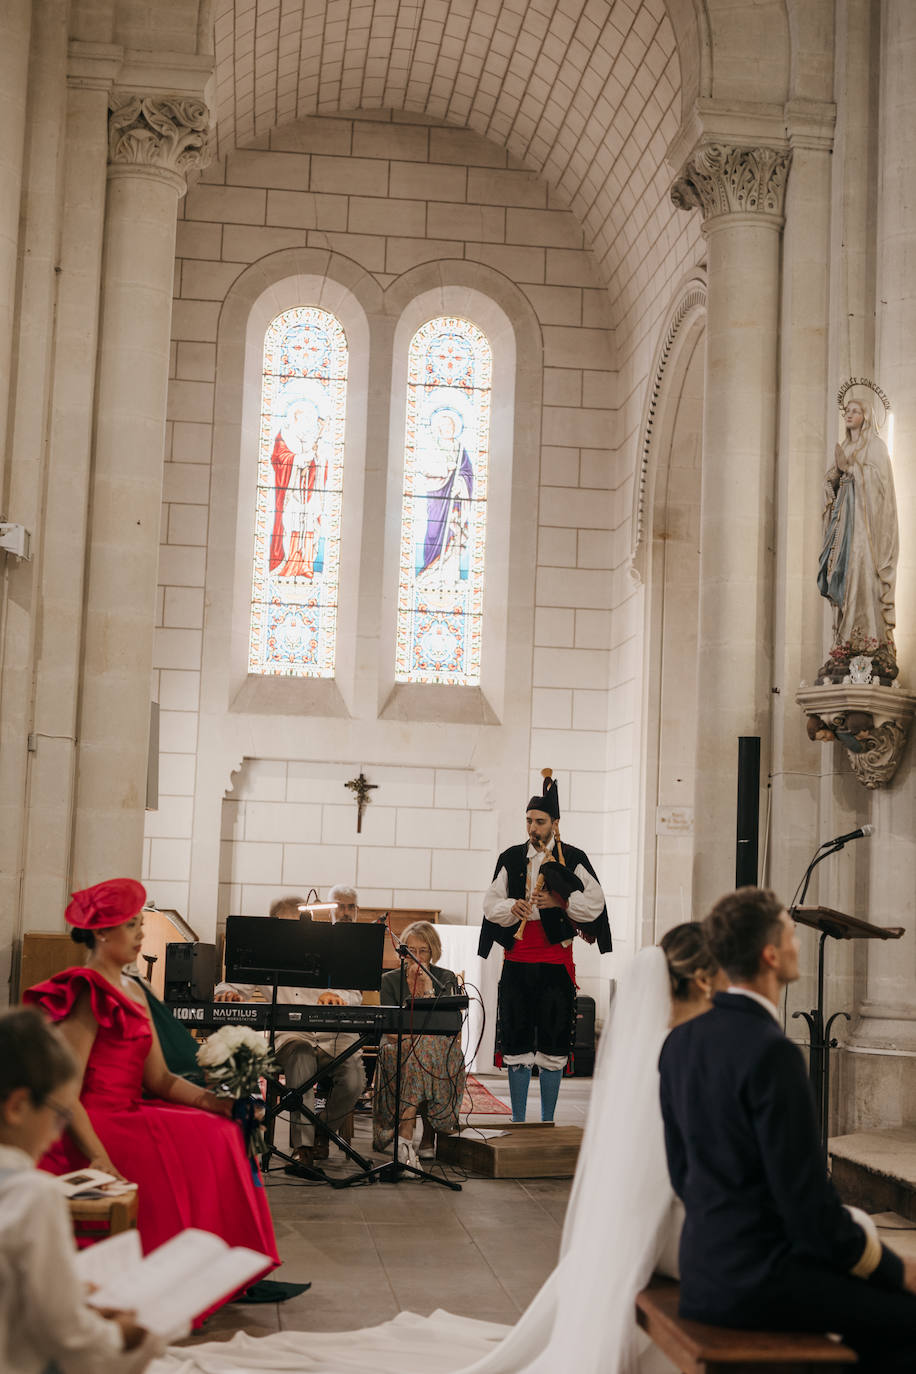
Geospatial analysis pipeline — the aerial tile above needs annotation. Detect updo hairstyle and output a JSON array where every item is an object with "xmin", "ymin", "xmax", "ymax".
[
  {"xmin": 660, "ymin": 922, "xmax": 719, "ymax": 1002},
  {"xmin": 70, "ymin": 927, "xmax": 96, "ymax": 949}
]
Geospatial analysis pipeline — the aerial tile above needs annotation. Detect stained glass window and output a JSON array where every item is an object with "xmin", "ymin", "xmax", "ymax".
[
  {"xmin": 395, "ymin": 317, "xmax": 492, "ymax": 685},
  {"xmin": 248, "ymin": 307, "xmax": 348, "ymax": 677}
]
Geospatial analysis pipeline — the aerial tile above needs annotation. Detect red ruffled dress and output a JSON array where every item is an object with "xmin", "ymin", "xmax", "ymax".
[{"xmin": 25, "ymin": 968, "xmax": 279, "ymax": 1295}]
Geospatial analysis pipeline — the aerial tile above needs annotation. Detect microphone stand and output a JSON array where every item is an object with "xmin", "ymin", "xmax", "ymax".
[
  {"xmin": 789, "ymin": 840, "xmax": 853, "ymax": 1158},
  {"xmin": 332, "ymin": 940, "xmax": 461, "ymax": 1191}
]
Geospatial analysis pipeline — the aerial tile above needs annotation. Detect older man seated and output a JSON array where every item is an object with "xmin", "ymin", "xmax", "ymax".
[
  {"xmin": 215, "ymin": 892, "xmax": 365, "ymax": 1174},
  {"xmin": 327, "ymin": 884, "xmax": 359, "ymax": 923}
]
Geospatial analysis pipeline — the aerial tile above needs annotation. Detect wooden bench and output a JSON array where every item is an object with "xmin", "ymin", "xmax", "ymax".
[{"xmin": 636, "ymin": 1278, "xmax": 857, "ymax": 1372}]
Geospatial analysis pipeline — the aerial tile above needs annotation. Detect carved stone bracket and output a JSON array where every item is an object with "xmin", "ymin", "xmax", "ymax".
[
  {"xmin": 108, "ymin": 93, "xmax": 211, "ymax": 184},
  {"xmin": 796, "ymin": 682, "xmax": 916, "ymax": 789},
  {"xmin": 671, "ymin": 143, "xmax": 791, "ymax": 224}
]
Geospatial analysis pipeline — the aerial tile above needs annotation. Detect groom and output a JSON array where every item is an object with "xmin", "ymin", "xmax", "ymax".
[{"xmin": 659, "ymin": 887, "xmax": 916, "ymax": 1372}]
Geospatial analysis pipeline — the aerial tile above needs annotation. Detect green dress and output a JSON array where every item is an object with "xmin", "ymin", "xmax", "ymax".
[{"xmin": 130, "ymin": 977, "xmax": 205, "ymax": 1084}]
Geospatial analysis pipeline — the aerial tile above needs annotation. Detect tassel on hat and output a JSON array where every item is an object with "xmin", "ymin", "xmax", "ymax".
[{"xmin": 526, "ymin": 767, "xmax": 560, "ymax": 820}]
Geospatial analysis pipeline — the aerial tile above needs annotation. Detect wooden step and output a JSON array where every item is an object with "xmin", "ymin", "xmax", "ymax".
[
  {"xmin": 829, "ymin": 1126, "xmax": 916, "ymax": 1221},
  {"xmin": 437, "ymin": 1123, "xmax": 582, "ymax": 1177}
]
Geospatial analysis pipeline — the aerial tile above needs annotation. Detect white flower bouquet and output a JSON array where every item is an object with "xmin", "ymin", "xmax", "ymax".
[{"xmin": 196, "ymin": 1026, "xmax": 276, "ymax": 1166}]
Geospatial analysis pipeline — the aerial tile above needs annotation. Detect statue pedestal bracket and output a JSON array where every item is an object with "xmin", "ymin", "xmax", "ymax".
[{"xmin": 796, "ymin": 682, "xmax": 916, "ymax": 788}]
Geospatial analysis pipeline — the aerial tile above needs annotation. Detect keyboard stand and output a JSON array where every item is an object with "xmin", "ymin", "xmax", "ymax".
[{"xmin": 259, "ymin": 978, "xmax": 376, "ymax": 1185}]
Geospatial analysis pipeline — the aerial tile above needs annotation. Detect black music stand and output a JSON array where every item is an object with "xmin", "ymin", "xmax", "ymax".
[
  {"xmin": 331, "ymin": 943, "xmax": 462, "ymax": 1192},
  {"xmin": 224, "ymin": 916, "xmax": 384, "ymax": 1183},
  {"xmin": 791, "ymin": 905, "xmax": 904, "ymax": 1157}
]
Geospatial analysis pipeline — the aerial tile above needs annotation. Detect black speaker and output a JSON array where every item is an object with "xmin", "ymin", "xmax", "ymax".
[
  {"xmin": 572, "ymin": 995, "xmax": 596, "ymax": 1077},
  {"xmin": 163, "ymin": 942, "xmax": 218, "ymax": 1003},
  {"xmin": 736, "ymin": 736, "xmax": 761, "ymax": 888}
]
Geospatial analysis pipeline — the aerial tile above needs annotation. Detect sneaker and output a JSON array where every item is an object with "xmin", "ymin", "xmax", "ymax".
[
  {"xmin": 397, "ymin": 1140, "xmax": 419, "ymax": 1170},
  {"xmin": 418, "ymin": 1139, "xmax": 436, "ymax": 1160}
]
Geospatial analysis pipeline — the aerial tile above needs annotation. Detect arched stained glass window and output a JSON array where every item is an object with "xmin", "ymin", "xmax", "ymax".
[
  {"xmin": 395, "ymin": 317, "xmax": 492, "ymax": 685},
  {"xmin": 248, "ymin": 307, "xmax": 348, "ymax": 677}
]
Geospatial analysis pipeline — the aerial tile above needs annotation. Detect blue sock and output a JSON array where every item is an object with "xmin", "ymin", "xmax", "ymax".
[
  {"xmin": 507, "ymin": 1065, "xmax": 531, "ymax": 1121},
  {"xmin": 539, "ymin": 1067, "xmax": 563, "ymax": 1122}
]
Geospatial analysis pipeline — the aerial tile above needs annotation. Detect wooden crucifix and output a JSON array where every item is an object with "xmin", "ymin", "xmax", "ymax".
[{"xmin": 344, "ymin": 771, "xmax": 378, "ymax": 833}]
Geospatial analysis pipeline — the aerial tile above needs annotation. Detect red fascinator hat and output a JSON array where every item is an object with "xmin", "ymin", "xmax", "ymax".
[{"xmin": 65, "ymin": 878, "xmax": 147, "ymax": 931}]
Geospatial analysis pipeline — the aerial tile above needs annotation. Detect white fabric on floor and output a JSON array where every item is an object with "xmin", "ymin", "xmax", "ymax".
[{"xmin": 157, "ymin": 1311, "xmax": 508, "ymax": 1372}]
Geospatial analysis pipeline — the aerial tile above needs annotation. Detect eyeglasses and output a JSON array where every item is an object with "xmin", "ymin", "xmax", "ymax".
[{"xmin": 42, "ymin": 1096, "xmax": 73, "ymax": 1128}]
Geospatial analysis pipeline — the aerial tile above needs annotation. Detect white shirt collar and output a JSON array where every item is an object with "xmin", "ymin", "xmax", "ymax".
[
  {"xmin": 526, "ymin": 837, "xmax": 555, "ymax": 859},
  {"xmin": 0, "ymin": 1144, "xmax": 33, "ymax": 1172},
  {"xmin": 726, "ymin": 986, "xmax": 781, "ymax": 1022}
]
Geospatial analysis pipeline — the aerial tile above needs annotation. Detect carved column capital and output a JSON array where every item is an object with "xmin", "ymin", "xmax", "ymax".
[
  {"xmin": 108, "ymin": 93, "xmax": 211, "ymax": 190},
  {"xmin": 671, "ymin": 143, "xmax": 791, "ymax": 227}
]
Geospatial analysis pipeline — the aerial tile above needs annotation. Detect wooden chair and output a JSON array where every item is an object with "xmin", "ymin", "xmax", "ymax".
[
  {"xmin": 69, "ymin": 1188, "xmax": 139, "ymax": 1246},
  {"xmin": 636, "ymin": 1278, "xmax": 857, "ymax": 1372}
]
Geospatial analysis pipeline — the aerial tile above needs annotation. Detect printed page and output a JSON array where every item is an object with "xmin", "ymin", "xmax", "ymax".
[
  {"xmin": 57, "ymin": 1168, "xmax": 136, "ymax": 1198},
  {"xmin": 138, "ymin": 1247, "xmax": 269, "ymax": 1338},
  {"xmin": 75, "ymin": 1229, "xmax": 143, "ymax": 1287},
  {"xmin": 87, "ymin": 1229, "xmax": 269, "ymax": 1337}
]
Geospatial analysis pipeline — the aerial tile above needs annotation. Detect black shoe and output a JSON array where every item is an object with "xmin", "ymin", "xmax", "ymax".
[
  {"xmin": 238, "ymin": 1280, "xmax": 312, "ymax": 1303},
  {"xmin": 283, "ymin": 1160, "xmax": 325, "ymax": 1180}
]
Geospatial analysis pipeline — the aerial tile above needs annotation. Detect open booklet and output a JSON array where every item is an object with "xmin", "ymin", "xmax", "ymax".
[
  {"xmin": 75, "ymin": 1228, "xmax": 271, "ymax": 1341},
  {"xmin": 57, "ymin": 1168, "xmax": 136, "ymax": 1199}
]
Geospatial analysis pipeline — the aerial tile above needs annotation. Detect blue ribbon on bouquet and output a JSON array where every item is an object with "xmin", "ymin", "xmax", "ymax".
[{"xmin": 232, "ymin": 1094, "xmax": 267, "ymax": 1186}]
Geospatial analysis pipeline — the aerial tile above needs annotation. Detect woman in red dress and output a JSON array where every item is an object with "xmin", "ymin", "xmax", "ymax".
[{"xmin": 24, "ymin": 879, "xmax": 279, "ymax": 1291}]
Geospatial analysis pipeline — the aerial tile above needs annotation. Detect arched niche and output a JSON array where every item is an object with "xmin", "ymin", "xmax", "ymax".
[{"xmin": 632, "ymin": 272, "xmax": 707, "ymax": 943}]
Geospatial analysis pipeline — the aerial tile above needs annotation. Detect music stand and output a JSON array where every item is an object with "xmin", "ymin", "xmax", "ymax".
[
  {"xmin": 790, "ymin": 905, "xmax": 904, "ymax": 1156},
  {"xmin": 224, "ymin": 916, "xmax": 384, "ymax": 1182}
]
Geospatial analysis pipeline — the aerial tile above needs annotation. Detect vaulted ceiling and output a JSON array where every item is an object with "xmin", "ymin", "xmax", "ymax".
[{"xmin": 211, "ymin": 0, "xmax": 685, "ymax": 310}]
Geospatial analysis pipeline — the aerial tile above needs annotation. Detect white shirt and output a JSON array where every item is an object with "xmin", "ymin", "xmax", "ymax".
[
  {"xmin": 483, "ymin": 839, "xmax": 606, "ymax": 928},
  {"xmin": 214, "ymin": 980, "xmax": 364, "ymax": 1055},
  {"xmin": 0, "ymin": 1144, "xmax": 159, "ymax": 1374},
  {"xmin": 726, "ymin": 986, "xmax": 782, "ymax": 1022}
]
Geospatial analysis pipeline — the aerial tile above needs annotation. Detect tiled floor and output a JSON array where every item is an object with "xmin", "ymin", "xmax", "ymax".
[{"xmin": 179, "ymin": 1075, "xmax": 592, "ymax": 1347}]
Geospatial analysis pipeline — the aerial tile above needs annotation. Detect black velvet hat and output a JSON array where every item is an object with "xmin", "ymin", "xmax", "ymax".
[{"xmin": 526, "ymin": 768, "xmax": 560, "ymax": 820}]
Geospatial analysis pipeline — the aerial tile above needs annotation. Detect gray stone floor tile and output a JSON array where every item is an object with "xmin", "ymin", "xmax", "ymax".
[
  {"xmin": 175, "ymin": 1075, "xmax": 588, "ymax": 1348},
  {"xmin": 188, "ymin": 1302, "xmax": 281, "ymax": 1344}
]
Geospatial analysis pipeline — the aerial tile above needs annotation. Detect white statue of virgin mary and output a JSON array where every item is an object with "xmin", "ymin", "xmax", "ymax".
[{"xmin": 818, "ymin": 395, "xmax": 899, "ymax": 680}]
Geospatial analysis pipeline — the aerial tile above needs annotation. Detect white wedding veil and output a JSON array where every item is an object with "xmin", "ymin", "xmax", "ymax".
[{"xmin": 463, "ymin": 944, "xmax": 677, "ymax": 1374}]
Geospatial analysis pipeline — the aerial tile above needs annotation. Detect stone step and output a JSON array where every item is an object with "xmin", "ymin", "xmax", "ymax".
[{"xmin": 829, "ymin": 1126, "xmax": 916, "ymax": 1221}]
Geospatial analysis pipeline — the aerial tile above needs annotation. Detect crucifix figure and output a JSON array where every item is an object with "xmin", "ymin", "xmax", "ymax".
[{"xmin": 344, "ymin": 772, "xmax": 378, "ymax": 833}]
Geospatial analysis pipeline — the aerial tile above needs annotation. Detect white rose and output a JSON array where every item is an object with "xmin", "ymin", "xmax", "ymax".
[{"xmin": 196, "ymin": 1024, "xmax": 269, "ymax": 1066}]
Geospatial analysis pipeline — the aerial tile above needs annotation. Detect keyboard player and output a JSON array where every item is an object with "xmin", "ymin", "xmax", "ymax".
[{"xmin": 214, "ymin": 893, "xmax": 364, "ymax": 1175}]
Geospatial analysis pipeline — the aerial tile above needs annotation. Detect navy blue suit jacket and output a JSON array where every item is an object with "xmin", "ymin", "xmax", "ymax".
[{"xmin": 658, "ymin": 991, "xmax": 903, "ymax": 1322}]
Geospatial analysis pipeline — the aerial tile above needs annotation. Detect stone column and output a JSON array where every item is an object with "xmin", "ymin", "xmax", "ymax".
[
  {"xmin": 846, "ymin": 0, "xmax": 916, "ymax": 1125},
  {"xmin": 0, "ymin": 0, "xmax": 30, "ymax": 499},
  {"xmin": 72, "ymin": 94, "xmax": 209, "ymax": 885},
  {"xmin": 20, "ymin": 63, "xmax": 117, "ymax": 925},
  {"xmin": 671, "ymin": 143, "xmax": 791, "ymax": 914}
]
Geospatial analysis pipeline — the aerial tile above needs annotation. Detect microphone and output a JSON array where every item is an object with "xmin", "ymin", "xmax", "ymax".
[
  {"xmin": 819, "ymin": 825, "xmax": 874, "ymax": 849},
  {"xmin": 791, "ymin": 826, "xmax": 875, "ymax": 910}
]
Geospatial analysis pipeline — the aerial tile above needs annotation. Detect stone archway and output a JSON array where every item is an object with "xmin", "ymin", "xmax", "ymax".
[{"xmin": 632, "ymin": 274, "xmax": 707, "ymax": 943}]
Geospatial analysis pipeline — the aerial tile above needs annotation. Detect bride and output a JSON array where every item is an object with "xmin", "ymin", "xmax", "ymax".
[{"xmin": 154, "ymin": 926, "xmax": 724, "ymax": 1374}]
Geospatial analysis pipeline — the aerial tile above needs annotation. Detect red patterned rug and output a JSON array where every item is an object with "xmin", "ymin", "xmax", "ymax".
[{"xmin": 462, "ymin": 1074, "xmax": 511, "ymax": 1116}]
